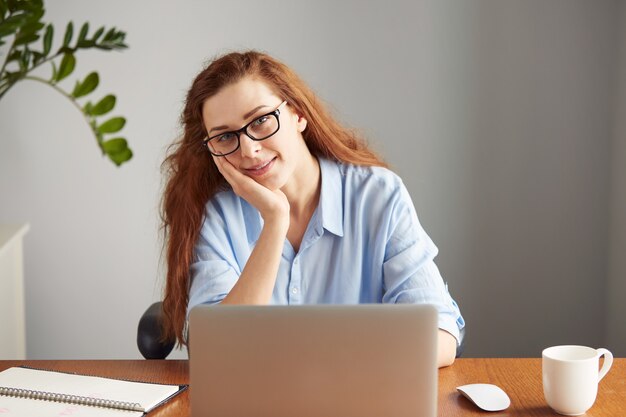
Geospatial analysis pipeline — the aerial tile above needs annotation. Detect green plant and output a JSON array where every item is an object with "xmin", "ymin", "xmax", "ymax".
[{"xmin": 0, "ymin": 0, "xmax": 132, "ymax": 166}]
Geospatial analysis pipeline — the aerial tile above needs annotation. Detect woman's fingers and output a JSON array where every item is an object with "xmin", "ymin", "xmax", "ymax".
[
  {"xmin": 213, "ymin": 156, "xmax": 256, "ymax": 196},
  {"xmin": 212, "ymin": 155, "xmax": 233, "ymax": 180},
  {"xmin": 212, "ymin": 156, "xmax": 289, "ymax": 222}
]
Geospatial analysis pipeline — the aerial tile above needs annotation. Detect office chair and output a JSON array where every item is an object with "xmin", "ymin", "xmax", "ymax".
[
  {"xmin": 137, "ymin": 302, "xmax": 175, "ymax": 359},
  {"xmin": 137, "ymin": 302, "xmax": 466, "ymax": 359}
]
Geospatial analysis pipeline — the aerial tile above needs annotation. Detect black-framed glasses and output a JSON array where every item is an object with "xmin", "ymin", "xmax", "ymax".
[{"xmin": 203, "ymin": 100, "xmax": 288, "ymax": 156}]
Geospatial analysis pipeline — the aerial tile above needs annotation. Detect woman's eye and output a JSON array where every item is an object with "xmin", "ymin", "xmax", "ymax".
[
  {"xmin": 217, "ymin": 133, "xmax": 236, "ymax": 142},
  {"xmin": 253, "ymin": 116, "xmax": 268, "ymax": 126}
]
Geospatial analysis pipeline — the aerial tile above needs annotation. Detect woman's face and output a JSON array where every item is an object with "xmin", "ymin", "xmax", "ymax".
[{"xmin": 201, "ymin": 77, "xmax": 308, "ymax": 190}]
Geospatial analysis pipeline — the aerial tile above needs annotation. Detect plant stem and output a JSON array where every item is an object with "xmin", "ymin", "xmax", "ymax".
[
  {"xmin": 0, "ymin": 37, "xmax": 17, "ymax": 80},
  {"xmin": 1, "ymin": 41, "xmax": 63, "ymax": 100},
  {"xmin": 25, "ymin": 50, "xmax": 63, "ymax": 77},
  {"xmin": 22, "ymin": 75, "xmax": 102, "ymax": 151},
  {"xmin": 23, "ymin": 75, "xmax": 82, "ymax": 111},
  {"xmin": 0, "ymin": 83, "xmax": 9, "ymax": 98},
  {"xmin": 0, "ymin": 80, "xmax": 16, "ymax": 100}
]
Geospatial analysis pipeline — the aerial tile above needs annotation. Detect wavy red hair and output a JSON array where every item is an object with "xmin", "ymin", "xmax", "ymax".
[{"xmin": 161, "ymin": 50, "xmax": 387, "ymax": 346}]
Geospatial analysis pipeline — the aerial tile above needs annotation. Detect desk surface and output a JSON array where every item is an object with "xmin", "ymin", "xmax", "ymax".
[{"xmin": 0, "ymin": 358, "xmax": 624, "ymax": 416}]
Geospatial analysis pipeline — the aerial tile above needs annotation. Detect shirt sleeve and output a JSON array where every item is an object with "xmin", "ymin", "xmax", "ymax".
[
  {"xmin": 187, "ymin": 198, "xmax": 242, "ymax": 317},
  {"xmin": 381, "ymin": 182, "xmax": 465, "ymax": 345}
]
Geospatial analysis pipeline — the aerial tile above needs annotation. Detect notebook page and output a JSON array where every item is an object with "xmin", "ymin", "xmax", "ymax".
[
  {"xmin": 0, "ymin": 367, "xmax": 180, "ymax": 412},
  {"xmin": 0, "ymin": 395, "xmax": 144, "ymax": 417}
]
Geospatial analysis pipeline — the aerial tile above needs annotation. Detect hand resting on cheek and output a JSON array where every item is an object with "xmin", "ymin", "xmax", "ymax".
[{"xmin": 213, "ymin": 156, "xmax": 290, "ymax": 228}]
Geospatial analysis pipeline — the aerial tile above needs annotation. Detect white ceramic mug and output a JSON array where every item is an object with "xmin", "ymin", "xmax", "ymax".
[{"xmin": 542, "ymin": 345, "xmax": 613, "ymax": 416}]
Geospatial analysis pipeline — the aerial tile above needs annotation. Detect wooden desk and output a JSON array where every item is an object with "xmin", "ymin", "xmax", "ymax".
[
  {"xmin": 439, "ymin": 359, "xmax": 625, "ymax": 416},
  {"xmin": 1, "ymin": 359, "xmax": 624, "ymax": 416}
]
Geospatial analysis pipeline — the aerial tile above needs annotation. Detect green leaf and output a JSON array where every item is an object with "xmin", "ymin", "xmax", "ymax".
[
  {"xmin": 19, "ymin": 20, "xmax": 44, "ymax": 35},
  {"xmin": 49, "ymin": 60, "xmax": 57, "ymax": 81},
  {"xmin": 103, "ymin": 27, "xmax": 116, "ymax": 41},
  {"xmin": 31, "ymin": 50, "xmax": 43, "ymax": 64},
  {"xmin": 62, "ymin": 21, "xmax": 73, "ymax": 47},
  {"xmin": 9, "ymin": 0, "xmax": 43, "ymax": 14},
  {"xmin": 91, "ymin": 26, "xmax": 104, "ymax": 42},
  {"xmin": 18, "ymin": 47, "xmax": 30, "ymax": 69},
  {"xmin": 77, "ymin": 39, "xmax": 94, "ymax": 48},
  {"xmin": 90, "ymin": 94, "xmax": 115, "ymax": 115},
  {"xmin": 5, "ymin": 0, "xmax": 15, "ymax": 13},
  {"xmin": 14, "ymin": 32, "xmax": 38, "ymax": 46},
  {"xmin": 0, "ymin": 13, "xmax": 27, "ymax": 37},
  {"xmin": 71, "ymin": 71, "xmax": 99, "ymax": 98},
  {"xmin": 56, "ymin": 45, "xmax": 72, "ymax": 55},
  {"xmin": 55, "ymin": 52, "xmax": 75, "ymax": 82},
  {"xmin": 6, "ymin": 49, "xmax": 21, "ymax": 62},
  {"xmin": 77, "ymin": 22, "xmax": 88, "ymax": 43},
  {"xmin": 0, "ymin": 1, "xmax": 8, "ymax": 19},
  {"xmin": 102, "ymin": 137, "xmax": 128, "ymax": 154},
  {"xmin": 108, "ymin": 147, "xmax": 132, "ymax": 166},
  {"xmin": 97, "ymin": 117, "xmax": 125, "ymax": 134},
  {"xmin": 102, "ymin": 137, "xmax": 133, "ymax": 166},
  {"xmin": 6, "ymin": 0, "xmax": 19, "ymax": 13},
  {"xmin": 93, "ymin": 26, "xmax": 128, "ymax": 51},
  {"xmin": 42, "ymin": 24, "xmax": 52, "ymax": 56}
]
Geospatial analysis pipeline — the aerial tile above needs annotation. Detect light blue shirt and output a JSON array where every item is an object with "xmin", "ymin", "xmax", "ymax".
[{"xmin": 188, "ymin": 157, "xmax": 465, "ymax": 343}]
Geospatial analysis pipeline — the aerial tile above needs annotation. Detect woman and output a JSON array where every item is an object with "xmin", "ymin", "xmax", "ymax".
[{"xmin": 162, "ymin": 50, "xmax": 465, "ymax": 367}]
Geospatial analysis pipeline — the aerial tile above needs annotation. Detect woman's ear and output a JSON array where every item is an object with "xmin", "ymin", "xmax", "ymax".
[{"xmin": 296, "ymin": 114, "xmax": 308, "ymax": 132}]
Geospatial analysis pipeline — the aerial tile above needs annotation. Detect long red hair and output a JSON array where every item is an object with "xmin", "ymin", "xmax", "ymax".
[{"xmin": 161, "ymin": 50, "xmax": 387, "ymax": 346}]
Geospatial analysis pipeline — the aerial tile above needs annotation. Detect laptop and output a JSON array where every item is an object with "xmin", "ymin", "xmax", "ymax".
[{"xmin": 189, "ymin": 304, "xmax": 438, "ymax": 417}]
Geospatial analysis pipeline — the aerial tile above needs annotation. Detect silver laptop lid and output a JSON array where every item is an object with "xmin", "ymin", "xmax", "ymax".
[{"xmin": 189, "ymin": 304, "xmax": 438, "ymax": 417}]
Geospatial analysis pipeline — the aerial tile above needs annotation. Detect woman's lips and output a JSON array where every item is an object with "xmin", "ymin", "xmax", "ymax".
[{"xmin": 243, "ymin": 157, "xmax": 276, "ymax": 177}]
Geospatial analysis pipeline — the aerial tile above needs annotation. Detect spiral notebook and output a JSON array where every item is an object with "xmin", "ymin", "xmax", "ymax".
[{"xmin": 0, "ymin": 366, "xmax": 187, "ymax": 416}]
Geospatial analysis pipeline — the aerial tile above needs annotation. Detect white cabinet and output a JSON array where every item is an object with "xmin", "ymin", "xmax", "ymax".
[{"xmin": 0, "ymin": 223, "xmax": 29, "ymax": 359}]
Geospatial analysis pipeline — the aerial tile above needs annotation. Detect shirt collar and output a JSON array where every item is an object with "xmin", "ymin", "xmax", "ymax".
[{"xmin": 318, "ymin": 157, "xmax": 344, "ymax": 237}]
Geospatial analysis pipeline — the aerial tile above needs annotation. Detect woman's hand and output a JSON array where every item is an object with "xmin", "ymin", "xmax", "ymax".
[
  {"xmin": 213, "ymin": 156, "xmax": 290, "ymax": 305},
  {"xmin": 213, "ymin": 156, "xmax": 290, "ymax": 228}
]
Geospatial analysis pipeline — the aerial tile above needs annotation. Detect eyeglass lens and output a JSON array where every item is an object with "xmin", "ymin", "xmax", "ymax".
[{"xmin": 207, "ymin": 113, "xmax": 279, "ymax": 156}]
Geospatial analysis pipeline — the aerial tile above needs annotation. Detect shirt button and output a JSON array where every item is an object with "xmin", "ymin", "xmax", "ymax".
[
  {"xmin": 292, "ymin": 287, "xmax": 298, "ymax": 294},
  {"xmin": 294, "ymin": 259, "xmax": 299, "ymax": 265}
]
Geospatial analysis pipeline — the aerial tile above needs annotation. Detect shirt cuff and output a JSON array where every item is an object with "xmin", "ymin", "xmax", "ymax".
[{"xmin": 438, "ymin": 312, "xmax": 465, "ymax": 347}]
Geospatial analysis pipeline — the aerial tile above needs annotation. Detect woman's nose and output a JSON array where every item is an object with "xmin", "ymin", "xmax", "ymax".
[{"xmin": 238, "ymin": 134, "xmax": 261, "ymax": 158}]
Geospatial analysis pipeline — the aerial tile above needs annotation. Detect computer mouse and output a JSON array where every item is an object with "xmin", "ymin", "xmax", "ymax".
[{"xmin": 456, "ymin": 383, "xmax": 511, "ymax": 411}]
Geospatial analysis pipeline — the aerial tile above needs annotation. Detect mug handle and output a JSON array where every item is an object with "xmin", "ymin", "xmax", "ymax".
[{"xmin": 597, "ymin": 348, "xmax": 613, "ymax": 382}]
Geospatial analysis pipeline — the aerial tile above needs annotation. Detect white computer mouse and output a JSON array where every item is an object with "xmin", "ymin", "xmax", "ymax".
[{"xmin": 456, "ymin": 383, "xmax": 511, "ymax": 411}]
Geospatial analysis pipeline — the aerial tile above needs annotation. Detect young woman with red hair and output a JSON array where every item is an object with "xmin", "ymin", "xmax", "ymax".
[{"xmin": 161, "ymin": 51, "xmax": 464, "ymax": 367}]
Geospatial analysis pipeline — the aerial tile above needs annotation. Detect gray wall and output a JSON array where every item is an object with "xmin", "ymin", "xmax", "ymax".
[{"xmin": 0, "ymin": 0, "xmax": 623, "ymax": 359}]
